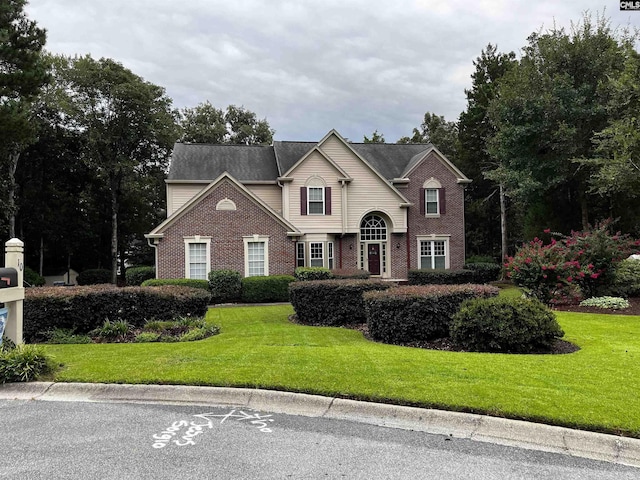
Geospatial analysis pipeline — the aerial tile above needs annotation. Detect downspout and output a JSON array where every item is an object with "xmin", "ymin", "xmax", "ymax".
[{"xmin": 146, "ymin": 237, "xmax": 159, "ymax": 278}]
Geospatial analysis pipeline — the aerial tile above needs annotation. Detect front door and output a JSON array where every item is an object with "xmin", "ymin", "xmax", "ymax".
[{"xmin": 368, "ymin": 243, "xmax": 381, "ymax": 276}]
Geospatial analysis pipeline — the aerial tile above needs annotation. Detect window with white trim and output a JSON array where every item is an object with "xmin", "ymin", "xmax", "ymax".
[
  {"xmin": 425, "ymin": 188, "xmax": 439, "ymax": 215},
  {"xmin": 296, "ymin": 242, "xmax": 305, "ymax": 268},
  {"xmin": 419, "ymin": 239, "xmax": 448, "ymax": 270},
  {"xmin": 310, "ymin": 242, "xmax": 324, "ymax": 267},
  {"xmin": 308, "ymin": 187, "xmax": 325, "ymax": 215},
  {"xmin": 243, "ymin": 236, "xmax": 269, "ymax": 277},
  {"xmin": 184, "ymin": 236, "xmax": 211, "ymax": 280}
]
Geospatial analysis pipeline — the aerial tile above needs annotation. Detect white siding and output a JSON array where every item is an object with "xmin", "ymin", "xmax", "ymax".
[
  {"xmin": 319, "ymin": 136, "xmax": 406, "ymax": 232},
  {"xmin": 246, "ymin": 184, "xmax": 282, "ymax": 213},
  {"xmin": 288, "ymin": 150, "xmax": 343, "ymax": 232},
  {"xmin": 167, "ymin": 183, "xmax": 206, "ymax": 216}
]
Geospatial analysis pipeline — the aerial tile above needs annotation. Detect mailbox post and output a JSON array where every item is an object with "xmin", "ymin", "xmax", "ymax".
[{"xmin": 1, "ymin": 239, "xmax": 25, "ymax": 345}]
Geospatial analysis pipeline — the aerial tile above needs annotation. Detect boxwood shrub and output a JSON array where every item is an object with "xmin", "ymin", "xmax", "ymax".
[
  {"xmin": 331, "ymin": 269, "xmax": 370, "ymax": 280},
  {"xmin": 364, "ymin": 284, "xmax": 499, "ymax": 344},
  {"xmin": 23, "ymin": 285, "xmax": 210, "ymax": 342},
  {"xmin": 408, "ymin": 269, "xmax": 475, "ymax": 285},
  {"xmin": 450, "ymin": 296, "xmax": 564, "ymax": 353},
  {"xmin": 294, "ymin": 267, "xmax": 333, "ymax": 281},
  {"xmin": 208, "ymin": 270, "xmax": 242, "ymax": 304},
  {"xmin": 126, "ymin": 266, "xmax": 156, "ymax": 286},
  {"xmin": 241, "ymin": 275, "xmax": 296, "ymax": 303},
  {"xmin": 612, "ymin": 258, "xmax": 640, "ymax": 298},
  {"xmin": 289, "ymin": 279, "xmax": 392, "ymax": 326}
]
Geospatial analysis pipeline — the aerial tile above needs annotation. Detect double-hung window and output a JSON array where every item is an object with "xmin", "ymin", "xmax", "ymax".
[
  {"xmin": 425, "ymin": 188, "xmax": 439, "ymax": 215},
  {"xmin": 296, "ymin": 242, "xmax": 306, "ymax": 268},
  {"xmin": 419, "ymin": 239, "xmax": 447, "ymax": 270},
  {"xmin": 184, "ymin": 236, "xmax": 211, "ymax": 279},
  {"xmin": 308, "ymin": 187, "xmax": 325, "ymax": 215},
  {"xmin": 243, "ymin": 236, "xmax": 269, "ymax": 277}
]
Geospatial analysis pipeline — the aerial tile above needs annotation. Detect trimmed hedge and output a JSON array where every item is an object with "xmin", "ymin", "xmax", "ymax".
[
  {"xmin": 408, "ymin": 269, "xmax": 475, "ymax": 285},
  {"xmin": 450, "ymin": 296, "xmax": 564, "ymax": 353},
  {"xmin": 464, "ymin": 263, "xmax": 502, "ymax": 284},
  {"xmin": 141, "ymin": 278, "xmax": 210, "ymax": 291},
  {"xmin": 241, "ymin": 275, "xmax": 296, "ymax": 303},
  {"xmin": 77, "ymin": 269, "xmax": 112, "ymax": 285},
  {"xmin": 289, "ymin": 279, "xmax": 392, "ymax": 326},
  {"xmin": 126, "ymin": 266, "xmax": 156, "ymax": 286},
  {"xmin": 364, "ymin": 284, "xmax": 499, "ymax": 344},
  {"xmin": 294, "ymin": 267, "xmax": 332, "ymax": 281},
  {"xmin": 208, "ymin": 270, "xmax": 242, "ymax": 304},
  {"xmin": 24, "ymin": 285, "xmax": 210, "ymax": 342}
]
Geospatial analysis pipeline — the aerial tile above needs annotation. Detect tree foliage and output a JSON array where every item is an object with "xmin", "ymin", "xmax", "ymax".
[
  {"xmin": 487, "ymin": 13, "xmax": 632, "ymax": 236},
  {"xmin": 179, "ymin": 101, "xmax": 273, "ymax": 144},
  {"xmin": 398, "ymin": 112, "xmax": 459, "ymax": 159},
  {"xmin": 0, "ymin": 0, "xmax": 48, "ymax": 237},
  {"xmin": 363, "ymin": 129, "xmax": 385, "ymax": 143}
]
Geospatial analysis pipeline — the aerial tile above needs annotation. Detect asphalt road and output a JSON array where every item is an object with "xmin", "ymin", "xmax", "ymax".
[{"xmin": 1, "ymin": 399, "xmax": 638, "ymax": 479}]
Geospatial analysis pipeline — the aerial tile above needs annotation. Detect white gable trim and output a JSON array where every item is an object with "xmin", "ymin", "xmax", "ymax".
[
  {"xmin": 282, "ymin": 143, "xmax": 351, "ymax": 179},
  {"xmin": 402, "ymin": 145, "xmax": 471, "ymax": 183},
  {"xmin": 317, "ymin": 130, "xmax": 410, "ymax": 203},
  {"xmin": 146, "ymin": 171, "xmax": 300, "ymax": 237}
]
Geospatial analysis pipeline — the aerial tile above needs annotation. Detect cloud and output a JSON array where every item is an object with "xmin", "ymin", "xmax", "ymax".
[{"xmin": 26, "ymin": 0, "xmax": 639, "ymax": 142}]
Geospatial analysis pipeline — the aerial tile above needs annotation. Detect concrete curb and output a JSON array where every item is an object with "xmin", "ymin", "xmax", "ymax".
[{"xmin": 1, "ymin": 382, "xmax": 638, "ymax": 468}]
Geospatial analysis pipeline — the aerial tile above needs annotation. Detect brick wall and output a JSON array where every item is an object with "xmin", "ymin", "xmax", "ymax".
[
  {"xmin": 406, "ymin": 152, "xmax": 467, "ymax": 270},
  {"xmin": 155, "ymin": 179, "xmax": 296, "ymax": 278}
]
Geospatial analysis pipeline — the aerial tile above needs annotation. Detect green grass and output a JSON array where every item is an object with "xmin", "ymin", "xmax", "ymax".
[{"xmin": 41, "ymin": 303, "xmax": 640, "ymax": 437}]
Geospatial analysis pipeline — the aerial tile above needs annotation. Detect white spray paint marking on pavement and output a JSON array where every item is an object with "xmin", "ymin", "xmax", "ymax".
[{"xmin": 152, "ymin": 409, "xmax": 276, "ymax": 449}]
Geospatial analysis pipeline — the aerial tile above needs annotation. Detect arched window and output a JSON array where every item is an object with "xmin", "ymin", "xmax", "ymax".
[{"xmin": 360, "ymin": 214, "xmax": 387, "ymax": 241}]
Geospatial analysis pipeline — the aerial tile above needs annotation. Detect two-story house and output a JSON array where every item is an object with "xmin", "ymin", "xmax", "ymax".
[{"xmin": 146, "ymin": 129, "xmax": 471, "ymax": 281}]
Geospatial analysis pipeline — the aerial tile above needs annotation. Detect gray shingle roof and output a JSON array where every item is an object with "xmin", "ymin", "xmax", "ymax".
[
  {"xmin": 167, "ymin": 140, "xmax": 437, "ymax": 182},
  {"xmin": 167, "ymin": 143, "xmax": 278, "ymax": 181}
]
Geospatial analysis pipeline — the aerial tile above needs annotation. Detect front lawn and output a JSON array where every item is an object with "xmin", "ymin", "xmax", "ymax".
[{"xmin": 42, "ymin": 304, "xmax": 640, "ymax": 437}]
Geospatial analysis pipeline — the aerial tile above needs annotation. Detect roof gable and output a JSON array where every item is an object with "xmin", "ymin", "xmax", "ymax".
[
  {"xmin": 401, "ymin": 145, "xmax": 471, "ymax": 183},
  {"xmin": 147, "ymin": 172, "xmax": 299, "ymax": 237}
]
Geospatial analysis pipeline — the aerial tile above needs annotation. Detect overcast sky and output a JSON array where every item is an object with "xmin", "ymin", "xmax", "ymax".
[{"xmin": 24, "ymin": 1, "xmax": 640, "ymax": 142}]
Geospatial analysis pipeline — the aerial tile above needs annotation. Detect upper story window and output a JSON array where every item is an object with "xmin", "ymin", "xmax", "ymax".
[
  {"xmin": 308, "ymin": 187, "xmax": 325, "ymax": 215},
  {"xmin": 420, "ymin": 178, "xmax": 445, "ymax": 217},
  {"xmin": 300, "ymin": 184, "xmax": 332, "ymax": 216}
]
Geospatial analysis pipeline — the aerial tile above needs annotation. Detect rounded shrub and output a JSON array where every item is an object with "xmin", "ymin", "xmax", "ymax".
[
  {"xmin": 141, "ymin": 278, "xmax": 210, "ymax": 291},
  {"xmin": 408, "ymin": 269, "xmax": 475, "ymax": 285},
  {"xmin": 208, "ymin": 269, "xmax": 242, "ymax": 304},
  {"xmin": 450, "ymin": 297, "xmax": 564, "ymax": 353},
  {"xmin": 612, "ymin": 258, "xmax": 640, "ymax": 298},
  {"xmin": 24, "ymin": 266, "xmax": 46, "ymax": 287},
  {"xmin": 77, "ymin": 269, "xmax": 112, "ymax": 285},
  {"xmin": 126, "ymin": 266, "xmax": 156, "ymax": 286},
  {"xmin": 464, "ymin": 263, "xmax": 502, "ymax": 284},
  {"xmin": 241, "ymin": 275, "xmax": 295, "ymax": 303}
]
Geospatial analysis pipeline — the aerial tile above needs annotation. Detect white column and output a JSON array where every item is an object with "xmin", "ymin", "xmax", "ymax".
[{"xmin": 4, "ymin": 238, "xmax": 25, "ymax": 345}]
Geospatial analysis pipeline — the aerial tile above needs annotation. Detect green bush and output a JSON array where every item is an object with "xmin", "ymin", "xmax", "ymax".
[
  {"xmin": 0, "ymin": 344, "xmax": 56, "ymax": 383},
  {"xmin": 43, "ymin": 328, "xmax": 92, "ymax": 344},
  {"xmin": 134, "ymin": 332, "xmax": 161, "ymax": 343},
  {"xmin": 331, "ymin": 269, "xmax": 370, "ymax": 280},
  {"xmin": 289, "ymin": 279, "xmax": 392, "ymax": 326},
  {"xmin": 408, "ymin": 269, "xmax": 475, "ymax": 285},
  {"xmin": 141, "ymin": 278, "xmax": 210, "ymax": 291},
  {"xmin": 294, "ymin": 267, "xmax": 333, "ymax": 281},
  {"xmin": 77, "ymin": 269, "xmax": 112, "ymax": 285},
  {"xmin": 208, "ymin": 270, "xmax": 242, "ymax": 304},
  {"xmin": 612, "ymin": 259, "xmax": 640, "ymax": 298},
  {"xmin": 24, "ymin": 266, "xmax": 46, "ymax": 287},
  {"xmin": 364, "ymin": 284, "xmax": 499, "ymax": 344},
  {"xmin": 24, "ymin": 285, "xmax": 210, "ymax": 342},
  {"xmin": 241, "ymin": 275, "xmax": 295, "ymax": 303},
  {"xmin": 126, "ymin": 266, "xmax": 156, "ymax": 286},
  {"xmin": 179, "ymin": 325, "xmax": 219, "ymax": 342},
  {"xmin": 450, "ymin": 297, "xmax": 564, "ymax": 353},
  {"xmin": 466, "ymin": 255, "xmax": 496, "ymax": 264},
  {"xmin": 464, "ymin": 263, "xmax": 502, "ymax": 284},
  {"xmin": 91, "ymin": 319, "xmax": 131, "ymax": 340}
]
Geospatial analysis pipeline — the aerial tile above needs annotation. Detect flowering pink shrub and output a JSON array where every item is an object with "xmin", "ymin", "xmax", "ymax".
[{"xmin": 506, "ymin": 220, "xmax": 639, "ymax": 304}]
